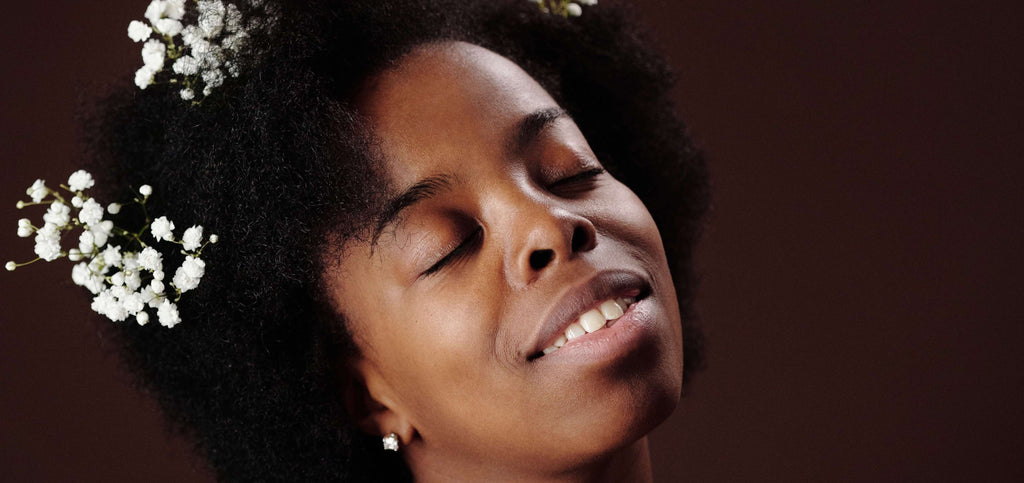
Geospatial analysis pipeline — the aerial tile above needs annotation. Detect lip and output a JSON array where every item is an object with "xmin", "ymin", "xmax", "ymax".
[{"xmin": 525, "ymin": 270, "xmax": 650, "ymax": 361}]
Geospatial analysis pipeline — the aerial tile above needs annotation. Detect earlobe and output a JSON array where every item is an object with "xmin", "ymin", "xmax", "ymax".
[{"xmin": 342, "ymin": 358, "xmax": 416, "ymax": 446}]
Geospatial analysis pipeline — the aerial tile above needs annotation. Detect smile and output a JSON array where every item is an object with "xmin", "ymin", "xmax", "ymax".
[{"xmin": 536, "ymin": 296, "xmax": 638, "ymax": 358}]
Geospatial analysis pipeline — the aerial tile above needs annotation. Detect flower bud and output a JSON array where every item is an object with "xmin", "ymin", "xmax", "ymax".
[
  {"xmin": 139, "ymin": 185, "xmax": 153, "ymax": 196},
  {"xmin": 5, "ymin": 261, "xmax": 16, "ymax": 271}
]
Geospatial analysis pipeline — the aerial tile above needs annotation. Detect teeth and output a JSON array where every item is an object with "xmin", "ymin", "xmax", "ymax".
[
  {"xmin": 539, "ymin": 297, "xmax": 634, "ymax": 357},
  {"xmin": 599, "ymin": 300, "xmax": 624, "ymax": 320},
  {"xmin": 565, "ymin": 323, "xmax": 587, "ymax": 341},
  {"xmin": 579, "ymin": 309, "xmax": 606, "ymax": 333}
]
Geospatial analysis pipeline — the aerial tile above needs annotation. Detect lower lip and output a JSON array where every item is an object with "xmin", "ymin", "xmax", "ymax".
[{"xmin": 536, "ymin": 297, "xmax": 659, "ymax": 366}]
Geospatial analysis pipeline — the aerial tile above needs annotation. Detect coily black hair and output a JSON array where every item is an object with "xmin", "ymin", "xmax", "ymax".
[{"xmin": 85, "ymin": 0, "xmax": 709, "ymax": 480}]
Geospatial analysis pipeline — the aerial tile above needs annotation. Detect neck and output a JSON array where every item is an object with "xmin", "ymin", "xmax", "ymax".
[{"xmin": 409, "ymin": 437, "xmax": 654, "ymax": 483}]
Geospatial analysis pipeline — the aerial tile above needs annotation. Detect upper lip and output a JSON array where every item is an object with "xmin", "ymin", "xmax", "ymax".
[{"xmin": 525, "ymin": 269, "xmax": 650, "ymax": 360}]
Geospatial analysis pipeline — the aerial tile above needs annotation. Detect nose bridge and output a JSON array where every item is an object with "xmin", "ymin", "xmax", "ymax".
[{"xmin": 492, "ymin": 179, "xmax": 596, "ymax": 285}]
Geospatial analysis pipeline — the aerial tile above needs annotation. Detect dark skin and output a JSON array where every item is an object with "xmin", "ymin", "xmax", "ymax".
[{"xmin": 326, "ymin": 41, "xmax": 684, "ymax": 482}]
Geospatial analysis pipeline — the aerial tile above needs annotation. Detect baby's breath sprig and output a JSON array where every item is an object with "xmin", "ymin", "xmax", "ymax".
[
  {"xmin": 129, "ymin": 0, "xmax": 275, "ymax": 102},
  {"xmin": 7, "ymin": 170, "xmax": 218, "ymax": 328},
  {"xmin": 528, "ymin": 0, "xmax": 597, "ymax": 18}
]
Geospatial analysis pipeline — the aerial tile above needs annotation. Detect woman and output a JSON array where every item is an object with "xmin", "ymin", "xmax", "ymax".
[{"xmin": 30, "ymin": 0, "xmax": 708, "ymax": 480}]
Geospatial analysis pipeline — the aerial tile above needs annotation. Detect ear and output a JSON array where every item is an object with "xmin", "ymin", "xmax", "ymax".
[{"xmin": 342, "ymin": 357, "xmax": 416, "ymax": 446}]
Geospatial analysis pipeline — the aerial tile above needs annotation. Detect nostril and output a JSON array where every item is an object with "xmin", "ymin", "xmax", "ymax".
[
  {"xmin": 570, "ymin": 225, "xmax": 590, "ymax": 252},
  {"xmin": 529, "ymin": 249, "xmax": 555, "ymax": 271}
]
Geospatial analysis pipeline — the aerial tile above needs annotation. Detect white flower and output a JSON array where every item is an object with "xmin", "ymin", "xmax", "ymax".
[
  {"xmin": 91, "ymin": 220, "xmax": 114, "ymax": 248},
  {"xmin": 141, "ymin": 286, "xmax": 162, "ymax": 308},
  {"xmin": 222, "ymin": 32, "xmax": 248, "ymax": 53},
  {"xmin": 27, "ymin": 179, "xmax": 47, "ymax": 202},
  {"xmin": 145, "ymin": 0, "xmax": 168, "ymax": 24},
  {"xmin": 198, "ymin": 0, "xmax": 226, "ymax": 37},
  {"xmin": 209, "ymin": 234, "xmax": 219, "ymax": 243},
  {"xmin": 71, "ymin": 262, "xmax": 91, "ymax": 286},
  {"xmin": 94, "ymin": 289, "xmax": 129, "ymax": 322},
  {"xmin": 172, "ymin": 255, "xmax": 205, "ymax": 293},
  {"xmin": 17, "ymin": 218, "xmax": 33, "ymax": 238},
  {"xmin": 180, "ymin": 88, "xmax": 195, "ymax": 101},
  {"xmin": 5, "ymin": 261, "xmax": 16, "ymax": 271},
  {"xmin": 111, "ymin": 271, "xmax": 125, "ymax": 287},
  {"xmin": 167, "ymin": 0, "xmax": 186, "ymax": 20},
  {"xmin": 67, "ymin": 170, "xmax": 95, "ymax": 192},
  {"xmin": 122, "ymin": 252, "xmax": 140, "ymax": 271},
  {"xmin": 225, "ymin": 60, "xmax": 240, "ymax": 78},
  {"xmin": 151, "ymin": 216, "xmax": 175, "ymax": 241},
  {"xmin": 91, "ymin": 290, "xmax": 117, "ymax": 320},
  {"xmin": 154, "ymin": 18, "xmax": 184, "ymax": 37},
  {"xmin": 181, "ymin": 25, "xmax": 203, "ymax": 46},
  {"xmin": 138, "ymin": 246, "xmax": 163, "ymax": 272},
  {"xmin": 78, "ymin": 230, "xmax": 96, "ymax": 254},
  {"xmin": 102, "ymin": 245, "xmax": 123, "ymax": 267},
  {"xmin": 107, "ymin": 203, "xmax": 122, "ymax": 214},
  {"xmin": 84, "ymin": 273, "xmax": 105, "ymax": 294},
  {"xmin": 136, "ymin": 311, "xmax": 150, "ymax": 326},
  {"xmin": 33, "ymin": 223, "xmax": 62, "ymax": 262},
  {"xmin": 68, "ymin": 248, "xmax": 84, "ymax": 261},
  {"xmin": 124, "ymin": 270, "xmax": 143, "ymax": 290},
  {"xmin": 128, "ymin": 20, "xmax": 153, "ymax": 42},
  {"xmin": 224, "ymin": 3, "xmax": 243, "ymax": 33},
  {"xmin": 43, "ymin": 202, "xmax": 71, "ymax": 228},
  {"xmin": 88, "ymin": 255, "xmax": 108, "ymax": 276},
  {"xmin": 135, "ymin": 65, "xmax": 157, "ymax": 89},
  {"xmin": 122, "ymin": 292, "xmax": 146, "ymax": 315},
  {"xmin": 139, "ymin": 185, "xmax": 153, "ymax": 196},
  {"xmin": 71, "ymin": 196, "xmax": 84, "ymax": 208},
  {"xmin": 151, "ymin": 279, "xmax": 165, "ymax": 294},
  {"xmin": 157, "ymin": 299, "xmax": 181, "ymax": 328},
  {"xmin": 172, "ymin": 55, "xmax": 200, "ymax": 75},
  {"xmin": 78, "ymin": 198, "xmax": 104, "ymax": 226},
  {"xmin": 202, "ymin": 67, "xmax": 225, "ymax": 88},
  {"xmin": 182, "ymin": 225, "xmax": 204, "ymax": 251},
  {"xmin": 142, "ymin": 39, "xmax": 166, "ymax": 70},
  {"xmin": 153, "ymin": 269, "xmax": 165, "ymax": 281},
  {"xmin": 567, "ymin": 3, "xmax": 583, "ymax": 17}
]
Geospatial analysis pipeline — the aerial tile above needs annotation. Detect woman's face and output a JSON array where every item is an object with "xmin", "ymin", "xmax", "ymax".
[{"xmin": 327, "ymin": 41, "xmax": 683, "ymax": 477}]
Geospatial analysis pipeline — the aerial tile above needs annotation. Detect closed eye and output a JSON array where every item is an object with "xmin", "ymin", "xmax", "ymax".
[
  {"xmin": 548, "ymin": 167, "xmax": 606, "ymax": 197},
  {"xmin": 421, "ymin": 226, "xmax": 484, "ymax": 277}
]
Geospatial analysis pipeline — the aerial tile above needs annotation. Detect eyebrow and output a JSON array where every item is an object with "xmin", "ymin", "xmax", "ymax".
[
  {"xmin": 372, "ymin": 172, "xmax": 457, "ymax": 245},
  {"xmin": 510, "ymin": 107, "xmax": 569, "ymax": 155},
  {"xmin": 370, "ymin": 107, "xmax": 569, "ymax": 246}
]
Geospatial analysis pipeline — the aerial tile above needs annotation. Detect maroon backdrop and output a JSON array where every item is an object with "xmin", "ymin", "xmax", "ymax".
[{"xmin": 2, "ymin": 1, "xmax": 1021, "ymax": 481}]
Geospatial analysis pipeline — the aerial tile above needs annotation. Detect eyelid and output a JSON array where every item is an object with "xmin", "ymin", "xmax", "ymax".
[
  {"xmin": 420, "ymin": 226, "xmax": 483, "ymax": 278},
  {"xmin": 547, "ymin": 166, "xmax": 606, "ymax": 192}
]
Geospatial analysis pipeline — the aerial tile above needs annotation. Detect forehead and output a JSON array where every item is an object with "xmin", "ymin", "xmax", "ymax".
[{"xmin": 357, "ymin": 41, "xmax": 560, "ymax": 186}]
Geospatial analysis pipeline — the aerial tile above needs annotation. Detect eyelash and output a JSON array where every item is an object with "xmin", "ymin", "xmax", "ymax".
[
  {"xmin": 422, "ymin": 226, "xmax": 483, "ymax": 277},
  {"xmin": 420, "ymin": 167, "xmax": 604, "ymax": 277},
  {"xmin": 547, "ymin": 166, "xmax": 606, "ymax": 195}
]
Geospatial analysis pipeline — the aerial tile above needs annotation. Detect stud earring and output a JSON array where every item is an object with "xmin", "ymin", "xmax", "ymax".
[{"xmin": 382, "ymin": 432, "xmax": 400, "ymax": 452}]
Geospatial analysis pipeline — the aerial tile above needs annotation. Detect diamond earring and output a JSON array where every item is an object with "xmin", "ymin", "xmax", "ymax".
[{"xmin": 382, "ymin": 432, "xmax": 400, "ymax": 452}]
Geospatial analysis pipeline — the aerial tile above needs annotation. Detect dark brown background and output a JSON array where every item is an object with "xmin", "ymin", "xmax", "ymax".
[{"xmin": 2, "ymin": 0, "xmax": 1021, "ymax": 481}]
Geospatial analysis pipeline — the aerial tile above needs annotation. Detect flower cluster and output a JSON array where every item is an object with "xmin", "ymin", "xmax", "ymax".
[
  {"xmin": 8, "ymin": 171, "xmax": 218, "ymax": 328},
  {"xmin": 129, "ymin": 0, "xmax": 273, "ymax": 101},
  {"xmin": 528, "ymin": 0, "xmax": 597, "ymax": 18}
]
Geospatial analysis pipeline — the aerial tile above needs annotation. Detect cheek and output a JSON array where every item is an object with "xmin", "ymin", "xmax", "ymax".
[{"xmin": 596, "ymin": 181, "xmax": 668, "ymax": 261}]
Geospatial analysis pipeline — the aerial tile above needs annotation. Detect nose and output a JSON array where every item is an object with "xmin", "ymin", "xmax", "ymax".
[{"xmin": 507, "ymin": 200, "xmax": 597, "ymax": 286}]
